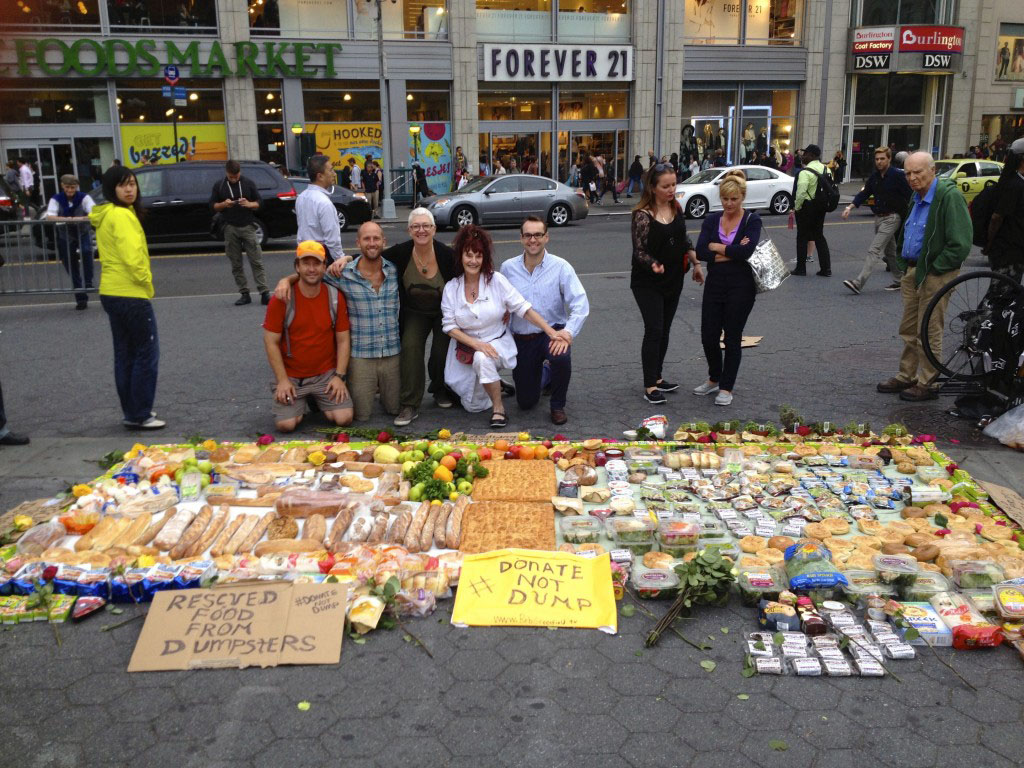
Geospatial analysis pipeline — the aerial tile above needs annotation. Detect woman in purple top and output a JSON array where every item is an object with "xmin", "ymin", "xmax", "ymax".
[{"xmin": 693, "ymin": 170, "xmax": 762, "ymax": 406}]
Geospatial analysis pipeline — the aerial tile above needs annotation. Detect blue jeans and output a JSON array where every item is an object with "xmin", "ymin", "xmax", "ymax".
[
  {"xmin": 626, "ymin": 177, "xmax": 640, "ymax": 195},
  {"xmin": 56, "ymin": 226, "xmax": 95, "ymax": 305},
  {"xmin": 513, "ymin": 324, "xmax": 571, "ymax": 411},
  {"xmin": 100, "ymin": 296, "xmax": 160, "ymax": 423}
]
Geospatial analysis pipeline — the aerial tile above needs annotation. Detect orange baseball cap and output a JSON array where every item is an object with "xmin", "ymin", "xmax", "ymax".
[{"xmin": 296, "ymin": 240, "xmax": 326, "ymax": 261}]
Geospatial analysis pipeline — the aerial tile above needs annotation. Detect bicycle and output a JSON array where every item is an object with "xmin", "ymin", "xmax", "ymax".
[{"xmin": 920, "ymin": 269, "xmax": 1024, "ymax": 405}]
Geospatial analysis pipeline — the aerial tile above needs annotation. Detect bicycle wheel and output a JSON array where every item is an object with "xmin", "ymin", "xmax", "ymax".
[{"xmin": 920, "ymin": 270, "xmax": 1024, "ymax": 381}]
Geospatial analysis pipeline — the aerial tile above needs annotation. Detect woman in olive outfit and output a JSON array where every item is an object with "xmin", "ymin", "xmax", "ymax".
[
  {"xmin": 631, "ymin": 163, "xmax": 703, "ymax": 404},
  {"xmin": 388, "ymin": 207, "xmax": 458, "ymax": 426},
  {"xmin": 693, "ymin": 170, "xmax": 761, "ymax": 407}
]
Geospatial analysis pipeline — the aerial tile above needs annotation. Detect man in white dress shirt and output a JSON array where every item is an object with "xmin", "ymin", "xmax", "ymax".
[
  {"xmin": 295, "ymin": 155, "xmax": 345, "ymax": 267},
  {"xmin": 500, "ymin": 216, "xmax": 589, "ymax": 425}
]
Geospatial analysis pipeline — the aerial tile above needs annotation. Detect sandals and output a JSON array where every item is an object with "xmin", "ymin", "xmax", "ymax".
[{"xmin": 489, "ymin": 411, "xmax": 508, "ymax": 428}]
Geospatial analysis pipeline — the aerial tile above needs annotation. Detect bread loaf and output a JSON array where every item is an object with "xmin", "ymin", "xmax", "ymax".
[
  {"xmin": 433, "ymin": 502, "xmax": 453, "ymax": 549},
  {"xmin": 367, "ymin": 513, "xmax": 389, "ymax": 544},
  {"xmin": 275, "ymin": 489, "xmax": 347, "ymax": 518},
  {"xmin": 170, "ymin": 505, "xmax": 212, "ymax": 560},
  {"xmin": 387, "ymin": 507, "xmax": 413, "ymax": 544},
  {"xmin": 304, "ymin": 514, "xmax": 327, "ymax": 545},
  {"xmin": 404, "ymin": 502, "xmax": 431, "ymax": 553},
  {"xmin": 211, "ymin": 515, "xmax": 244, "ymax": 557},
  {"xmin": 186, "ymin": 506, "xmax": 228, "ymax": 558},
  {"xmin": 326, "ymin": 502, "xmax": 357, "ymax": 552},
  {"xmin": 237, "ymin": 510, "xmax": 277, "ymax": 553},
  {"xmin": 222, "ymin": 515, "xmax": 258, "ymax": 555},
  {"xmin": 153, "ymin": 507, "xmax": 197, "ymax": 552},
  {"xmin": 445, "ymin": 496, "xmax": 469, "ymax": 549},
  {"xmin": 253, "ymin": 538, "xmax": 324, "ymax": 556},
  {"xmin": 420, "ymin": 505, "xmax": 441, "ymax": 552}
]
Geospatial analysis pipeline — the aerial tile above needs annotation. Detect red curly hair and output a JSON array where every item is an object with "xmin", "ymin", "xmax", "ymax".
[{"xmin": 451, "ymin": 224, "xmax": 495, "ymax": 281}]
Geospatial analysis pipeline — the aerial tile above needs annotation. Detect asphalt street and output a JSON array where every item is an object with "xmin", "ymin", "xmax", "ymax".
[{"xmin": 3, "ymin": 203, "xmax": 1023, "ymax": 768}]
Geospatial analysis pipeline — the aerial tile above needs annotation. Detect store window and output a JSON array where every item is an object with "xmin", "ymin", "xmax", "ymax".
[
  {"xmin": 477, "ymin": 0, "xmax": 552, "ymax": 42},
  {"xmin": 255, "ymin": 80, "xmax": 286, "ymax": 168},
  {"xmin": 860, "ymin": 0, "xmax": 937, "ymax": 25},
  {"xmin": 0, "ymin": 80, "xmax": 110, "ymax": 124},
  {"xmin": 107, "ymin": 0, "xmax": 217, "ymax": 31},
  {"xmin": 478, "ymin": 92, "xmax": 552, "ymax": 121},
  {"xmin": 747, "ymin": 0, "xmax": 802, "ymax": 46},
  {"xmin": 681, "ymin": 90, "xmax": 736, "ymax": 166},
  {"xmin": 557, "ymin": 0, "xmax": 629, "ymax": 43},
  {"xmin": 740, "ymin": 90, "xmax": 797, "ymax": 165},
  {"xmin": 558, "ymin": 90, "xmax": 628, "ymax": 120},
  {"xmin": 302, "ymin": 82, "xmax": 381, "ymax": 123},
  {"xmin": 995, "ymin": 24, "xmax": 1024, "ymax": 82},
  {"xmin": 6, "ymin": 0, "xmax": 99, "ymax": 30},
  {"xmin": 407, "ymin": 82, "xmax": 450, "ymax": 122},
  {"xmin": 854, "ymin": 74, "xmax": 925, "ymax": 116},
  {"xmin": 116, "ymin": 80, "xmax": 224, "ymax": 123},
  {"xmin": 350, "ymin": 0, "xmax": 449, "ymax": 40},
  {"xmin": 685, "ymin": 0, "xmax": 740, "ymax": 44}
]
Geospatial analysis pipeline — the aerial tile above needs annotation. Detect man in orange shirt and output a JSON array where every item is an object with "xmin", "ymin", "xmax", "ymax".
[{"xmin": 263, "ymin": 241, "xmax": 354, "ymax": 432}]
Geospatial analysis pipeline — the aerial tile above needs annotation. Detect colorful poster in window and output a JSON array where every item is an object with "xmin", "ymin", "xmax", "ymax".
[
  {"xmin": 120, "ymin": 124, "xmax": 228, "ymax": 168},
  {"xmin": 995, "ymin": 24, "xmax": 1024, "ymax": 81},
  {"xmin": 305, "ymin": 123, "xmax": 383, "ymax": 170},
  {"xmin": 408, "ymin": 122, "xmax": 453, "ymax": 195}
]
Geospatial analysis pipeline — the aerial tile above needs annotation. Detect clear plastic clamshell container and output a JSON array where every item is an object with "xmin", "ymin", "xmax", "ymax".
[
  {"xmin": 632, "ymin": 569, "xmax": 679, "ymax": 599},
  {"xmin": 605, "ymin": 517, "xmax": 657, "ymax": 556},
  {"xmin": 559, "ymin": 516, "xmax": 603, "ymax": 545},
  {"xmin": 657, "ymin": 519, "xmax": 700, "ymax": 558},
  {"xmin": 737, "ymin": 565, "xmax": 785, "ymax": 606}
]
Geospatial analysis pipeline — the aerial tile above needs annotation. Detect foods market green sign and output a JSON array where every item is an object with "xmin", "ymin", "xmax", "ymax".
[{"xmin": 0, "ymin": 38, "xmax": 345, "ymax": 78}]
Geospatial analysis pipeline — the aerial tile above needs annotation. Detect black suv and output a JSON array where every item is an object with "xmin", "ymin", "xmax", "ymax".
[{"xmin": 95, "ymin": 161, "xmax": 297, "ymax": 246}]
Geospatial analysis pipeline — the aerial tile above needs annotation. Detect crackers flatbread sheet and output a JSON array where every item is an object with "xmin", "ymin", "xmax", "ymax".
[
  {"xmin": 470, "ymin": 460, "xmax": 557, "ymax": 502},
  {"xmin": 459, "ymin": 501, "xmax": 555, "ymax": 554}
]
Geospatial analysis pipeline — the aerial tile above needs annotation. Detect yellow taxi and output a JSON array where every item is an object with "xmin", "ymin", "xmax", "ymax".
[{"xmin": 934, "ymin": 158, "xmax": 1003, "ymax": 203}]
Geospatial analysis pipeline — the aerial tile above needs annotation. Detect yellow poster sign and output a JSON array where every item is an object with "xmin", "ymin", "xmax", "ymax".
[
  {"xmin": 305, "ymin": 122, "xmax": 383, "ymax": 170},
  {"xmin": 451, "ymin": 549, "xmax": 617, "ymax": 633},
  {"xmin": 121, "ymin": 124, "xmax": 228, "ymax": 168}
]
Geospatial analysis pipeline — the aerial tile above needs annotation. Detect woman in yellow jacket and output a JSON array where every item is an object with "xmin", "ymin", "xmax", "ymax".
[{"xmin": 89, "ymin": 166, "xmax": 164, "ymax": 429}]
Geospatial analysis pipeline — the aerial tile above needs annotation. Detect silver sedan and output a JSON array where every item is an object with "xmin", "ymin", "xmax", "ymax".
[{"xmin": 422, "ymin": 175, "xmax": 589, "ymax": 229}]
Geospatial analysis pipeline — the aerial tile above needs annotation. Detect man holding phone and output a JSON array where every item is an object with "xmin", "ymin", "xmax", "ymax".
[{"xmin": 210, "ymin": 159, "xmax": 269, "ymax": 306}]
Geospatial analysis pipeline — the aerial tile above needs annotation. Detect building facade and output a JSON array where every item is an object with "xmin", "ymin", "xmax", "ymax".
[{"xmin": 1, "ymin": 0, "xmax": 1021, "ymax": 203}]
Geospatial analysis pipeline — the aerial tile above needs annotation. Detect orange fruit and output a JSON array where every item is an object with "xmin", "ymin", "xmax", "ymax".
[
  {"xmin": 440, "ymin": 455, "xmax": 457, "ymax": 471},
  {"xmin": 534, "ymin": 445, "xmax": 549, "ymax": 460},
  {"xmin": 493, "ymin": 438, "xmax": 510, "ymax": 452},
  {"xmin": 519, "ymin": 445, "xmax": 536, "ymax": 460},
  {"xmin": 433, "ymin": 465, "xmax": 453, "ymax": 483}
]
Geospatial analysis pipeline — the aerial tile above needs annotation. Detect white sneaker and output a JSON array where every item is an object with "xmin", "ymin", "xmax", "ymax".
[
  {"xmin": 123, "ymin": 416, "xmax": 166, "ymax": 429},
  {"xmin": 693, "ymin": 381, "xmax": 720, "ymax": 396},
  {"xmin": 393, "ymin": 407, "xmax": 418, "ymax": 427},
  {"xmin": 714, "ymin": 391, "xmax": 733, "ymax": 406}
]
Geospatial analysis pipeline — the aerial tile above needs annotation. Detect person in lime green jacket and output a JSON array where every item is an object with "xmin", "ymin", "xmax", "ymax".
[{"xmin": 90, "ymin": 165, "xmax": 165, "ymax": 429}]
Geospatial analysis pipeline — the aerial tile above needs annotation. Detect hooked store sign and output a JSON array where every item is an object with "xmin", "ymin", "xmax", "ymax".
[
  {"xmin": 848, "ymin": 25, "xmax": 964, "ymax": 74},
  {"xmin": 0, "ymin": 37, "xmax": 345, "ymax": 78},
  {"xmin": 483, "ymin": 44, "xmax": 634, "ymax": 83}
]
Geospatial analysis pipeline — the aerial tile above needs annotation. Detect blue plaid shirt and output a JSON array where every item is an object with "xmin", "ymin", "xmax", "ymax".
[{"xmin": 336, "ymin": 256, "xmax": 400, "ymax": 358}]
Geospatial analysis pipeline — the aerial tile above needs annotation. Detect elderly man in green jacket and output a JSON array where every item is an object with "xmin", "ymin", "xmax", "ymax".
[{"xmin": 877, "ymin": 152, "xmax": 972, "ymax": 401}]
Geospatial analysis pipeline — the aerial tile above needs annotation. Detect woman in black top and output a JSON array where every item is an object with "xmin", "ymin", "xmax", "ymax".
[
  {"xmin": 694, "ymin": 170, "xmax": 761, "ymax": 407},
  {"xmin": 631, "ymin": 163, "xmax": 703, "ymax": 404}
]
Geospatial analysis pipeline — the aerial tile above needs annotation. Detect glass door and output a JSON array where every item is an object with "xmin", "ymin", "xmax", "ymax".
[
  {"xmin": 5, "ymin": 142, "xmax": 76, "ymax": 207},
  {"xmin": 490, "ymin": 133, "xmax": 539, "ymax": 175},
  {"xmin": 850, "ymin": 126, "xmax": 883, "ymax": 180}
]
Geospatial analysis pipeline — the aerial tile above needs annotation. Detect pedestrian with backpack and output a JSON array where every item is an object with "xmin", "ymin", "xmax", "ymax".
[
  {"xmin": 789, "ymin": 144, "xmax": 836, "ymax": 276},
  {"xmin": 262, "ymin": 240, "xmax": 354, "ymax": 432},
  {"xmin": 982, "ymin": 138, "xmax": 1024, "ymax": 304}
]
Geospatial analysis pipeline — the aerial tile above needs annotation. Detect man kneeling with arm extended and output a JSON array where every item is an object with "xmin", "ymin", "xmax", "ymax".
[{"xmin": 263, "ymin": 241, "xmax": 354, "ymax": 432}]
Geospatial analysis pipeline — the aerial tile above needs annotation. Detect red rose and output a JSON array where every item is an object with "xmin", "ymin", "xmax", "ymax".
[
  {"xmin": 553, "ymin": 434, "xmax": 567, "ymax": 441},
  {"xmin": 602, "ymin": 438, "xmax": 618, "ymax": 443},
  {"xmin": 335, "ymin": 432, "xmax": 350, "ymax": 443},
  {"xmin": 945, "ymin": 463, "xmax": 959, "ymax": 475},
  {"xmin": 377, "ymin": 431, "xmax": 392, "ymax": 443},
  {"xmin": 41, "ymin": 565, "xmax": 58, "ymax": 582},
  {"xmin": 697, "ymin": 435, "xmax": 712, "ymax": 444},
  {"xmin": 796, "ymin": 426, "xmax": 812, "ymax": 436},
  {"xmin": 257, "ymin": 434, "xmax": 275, "ymax": 446}
]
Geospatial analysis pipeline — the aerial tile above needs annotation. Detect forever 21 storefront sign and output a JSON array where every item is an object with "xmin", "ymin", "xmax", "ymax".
[
  {"xmin": 484, "ymin": 44, "xmax": 634, "ymax": 83},
  {"xmin": 0, "ymin": 38, "xmax": 345, "ymax": 78}
]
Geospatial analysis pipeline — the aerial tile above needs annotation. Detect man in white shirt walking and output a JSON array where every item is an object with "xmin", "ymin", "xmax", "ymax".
[
  {"xmin": 500, "ymin": 216, "xmax": 589, "ymax": 425},
  {"xmin": 295, "ymin": 155, "xmax": 345, "ymax": 267}
]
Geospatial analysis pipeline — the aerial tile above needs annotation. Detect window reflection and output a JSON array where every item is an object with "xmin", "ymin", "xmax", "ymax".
[
  {"xmin": 684, "ymin": 0, "xmax": 740, "ymax": 44},
  {"xmin": 558, "ymin": 91, "xmax": 628, "ymax": 120},
  {"xmin": 303, "ymin": 83, "xmax": 381, "ymax": 123},
  {"xmin": 557, "ymin": 0, "xmax": 629, "ymax": 43},
  {"xmin": 8, "ymin": 0, "xmax": 99, "ymax": 28},
  {"xmin": 108, "ymin": 0, "xmax": 216, "ymax": 29},
  {"xmin": 116, "ymin": 80, "xmax": 224, "ymax": 123},
  {"xmin": 477, "ymin": 0, "xmax": 552, "ymax": 41},
  {"xmin": 478, "ymin": 92, "xmax": 552, "ymax": 121},
  {"xmin": 1, "ymin": 80, "xmax": 109, "ymax": 124}
]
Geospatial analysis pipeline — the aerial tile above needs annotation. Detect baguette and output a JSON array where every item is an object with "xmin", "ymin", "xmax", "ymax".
[
  {"xmin": 110, "ymin": 512, "xmax": 152, "ymax": 549},
  {"xmin": 222, "ymin": 514, "xmax": 258, "ymax": 555},
  {"xmin": 170, "ymin": 505, "xmax": 212, "ymax": 560},
  {"xmin": 403, "ymin": 502, "xmax": 432, "ymax": 553},
  {"xmin": 304, "ymin": 514, "xmax": 327, "ymax": 545},
  {"xmin": 420, "ymin": 505, "xmax": 440, "ymax": 552},
  {"xmin": 237, "ymin": 510, "xmax": 277, "ymax": 553},
  {"xmin": 433, "ymin": 502, "xmax": 453, "ymax": 549},
  {"xmin": 211, "ymin": 515, "xmax": 245, "ymax": 558},
  {"xmin": 185, "ymin": 505, "xmax": 228, "ymax": 558},
  {"xmin": 75, "ymin": 516, "xmax": 117, "ymax": 552},
  {"xmin": 445, "ymin": 496, "xmax": 469, "ymax": 549},
  {"xmin": 136, "ymin": 511, "xmax": 171, "ymax": 546},
  {"xmin": 326, "ymin": 503, "xmax": 357, "ymax": 552},
  {"xmin": 387, "ymin": 507, "xmax": 413, "ymax": 544},
  {"xmin": 366, "ymin": 513, "xmax": 389, "ymax": 544},
  {"xmin": 207, "ymin": 493, "xmax": 281, "ymax": 507},
  {"xmin": 91, "ymin": 517, "xmax": 132, "ymax": 552},
  {"xmin": 348, "ymin": 516, "xmax": 372, "ymax": 543},
  {"xmin": 340, "ymin": 461, "xmax": 402, "ymax": 474},
  {"xmin": 253, "ymin": 538, "xmax": 324, "ymax": 556},
  {"xmin": 153, "ymin": 507, "xmax": 197, "ymax": 552}
]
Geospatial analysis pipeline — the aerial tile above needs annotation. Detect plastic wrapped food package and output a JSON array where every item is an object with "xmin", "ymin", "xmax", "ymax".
[
  {"xmin": 993, "ymin": 584, "xmax": 1024, "ymax": 620},
  {"xmin": 872, "ymin": 553, "xmax": 919, "ymax": 595},
  {"xmin": 559, "ymin": 517, "xmax": 603, "ymax": 545},
  {"xmin": 900, "ymin": 571, "xmax": 951, "ymax": 602},
  {"xmin": 631, "ymin": 569, "xmax": 679, "ymax": 599},
  {"xmin": 15, "ymin": 522, "xmax": 67, "ymax": 556},
  {"xmin": 605, "ymin": 518, "xmax": 656, "ymax": 556},
  {"xmin": 784, "ymin": 539, "xmax": 848, "ymax": 591},
  {"xmin": 737, "ymin": 566, "xmax": 785, "ymax": 606},
  {"xmin": 949, "ymin": 560, "xmax": 1005, "ymax": 589},
  {"xmin": 276, "ymin": 488, "xmax": 350, "ymax": 518}
]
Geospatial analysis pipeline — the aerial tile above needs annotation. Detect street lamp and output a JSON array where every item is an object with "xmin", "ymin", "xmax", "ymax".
[{"xmin": 368, "ymin": 0, "xmax": 397, "ymax": 219}]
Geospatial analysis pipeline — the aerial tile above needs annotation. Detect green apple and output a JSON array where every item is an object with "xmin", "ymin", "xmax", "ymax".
[
  {"xmin": 415, "ymin": 441, "xmax": 430, "ymax": 453},
  {"xmin": 174, "ymin": 468, "xmax": 184, "ymax": 483},
  {"xmin": 197, "ymin": 460, "xmax": 213, "ymax": 474},
  {"xmin": 410, "ymin": 450, "xmax": 425, "ymax": 462},
  {"xmin": 200, "ymin": 473, "xmax": 212, "ymax": 488},
  {"xmin": 466, "ymin": 452, "xmax": 479, "ymax": 463},
  {"xmin": 456, "ymin": 480, "xmax": 473, "ymax": 494},
  {"xmin": 430, "ymin": 449, "xmax": 446, "ymax": 463},
  {"xmin": 402, "ymin": 460, "xmax": 416, "ymax": 478},
  {"xmin": 409, "ymin": 486, "xmax": 422, "ymax": 502},
  {"xmin": 445, "ymin": 482, "xmax": 455, "ymax": 494}
]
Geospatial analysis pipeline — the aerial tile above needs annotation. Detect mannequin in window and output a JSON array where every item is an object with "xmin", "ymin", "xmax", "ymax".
[
  {"xmin": 703, "ymin": 123, "xmax": 715, "ymax": 153},
  {"xmin": 757, "ymin": 127, "xmax": 768, "ymax": 156},
  {"xmin": 742, "ymin": 123, "xmax": 755, "ymax": 162},
  {"xmin": 717, "ymin": 128, "xmax": 727, "ymax": 153}
]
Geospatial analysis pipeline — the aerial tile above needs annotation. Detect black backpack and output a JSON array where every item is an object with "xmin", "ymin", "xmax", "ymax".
[
  {"xmin": 797, "ymin": 167, "xmax": 840, "ymax": 213},
  {"xmin": 970, "ymin": 183, "xmax": 999, "ymax": 248}
]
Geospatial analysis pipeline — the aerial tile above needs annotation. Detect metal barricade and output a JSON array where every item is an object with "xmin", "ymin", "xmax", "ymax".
[{"xmin": 0, "ymin": 218, "xmax": 97, "ymax": 296}]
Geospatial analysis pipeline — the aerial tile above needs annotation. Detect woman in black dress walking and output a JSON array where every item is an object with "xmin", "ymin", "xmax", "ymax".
[{"xmin": 631, "ymin": 163, "xmax": 703, "ymax": 404}]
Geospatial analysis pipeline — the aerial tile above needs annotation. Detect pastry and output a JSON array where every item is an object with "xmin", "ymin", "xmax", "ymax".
[
  {"xmin": 896, "ymin": 462, "xmax": 916, "ymax": 474},
  {"xmin": 803, "ymin": 522, "xmax": 830, "ymax": 540},
  {"xmin": 739, "ymin": 535, "xmax": 767, "ymax": 553},
  {"xmin": 821, "ymin": 518, "xmax": 850, "ymax": 535},
  {"xmin": 267, "ymin": 517, "xmax": 299, "ymax": 539},
  {"xmin": 760, "ymin": 548, "xmax": 784, "ymax": 565},
  {"xmin": 643, "ymin": 551, "xmax": 674, "ymax": 569},
  {"xmin": 768, "ymin": 536, "xmax": 795, "ymax": 552},
  {"xmin": 581, "ymin": 487, "xmax": 611, "ymax": 504},
  {"xmin": 470, "ymin": 460, "xmax": 557, "ymax": 502},
  {"xmin": 459, "ymin": 501, "xmax": 555, "ymax": 554},
  {"xmin": 339, "ymin": 475, "xmax": 375, "ymax": 494}
]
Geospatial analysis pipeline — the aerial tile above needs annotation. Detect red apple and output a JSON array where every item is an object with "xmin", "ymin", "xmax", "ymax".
[
  {"xmin": 504, "ymin": 450, "xmax": 517, "ymax": 460},
  {"xmin": 542, "ymin": 440, "xmax": 553, "ymax": 449},
  {"xmin": 450, "ymin": 451, "xmax": 463, "ymax": 461},
  {"xmin": 550, "ymin": 451, "xmax": 563, "ymax": 461},
  {"xmin": 509, "ymin": 445, "xmax": 521, "ymax": 456},
  {"xmin": 478, "ymin": 447, "xmax": 492, "ymax": 460}
]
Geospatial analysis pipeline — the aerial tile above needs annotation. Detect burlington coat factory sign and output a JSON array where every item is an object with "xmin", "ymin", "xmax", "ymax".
[
  {"xmin": 483, "ymin": 44, "xmax": 634, "ymax": 83},
  {"xmin": 848, "ymin": 25, "xmax": 965, "ymax": 74}
]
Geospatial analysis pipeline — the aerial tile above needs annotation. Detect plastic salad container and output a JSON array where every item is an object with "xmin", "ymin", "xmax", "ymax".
[
  {"xmin": 699, "ymin": 519, "xmax": 729, "ymax": 540},
  {"xmin": 842, "ymin": 569, "xmax": 896, "ymax": 604},
  {"xmin": 559, "ymin": 517, "xmax": 603, "ymax": 545},
  {"xmin": 901, "ymin": 571, "xmax": 951, "ymax": 602},
  {"xmin": 993, "ymin": 583, "xmax": 1024, "ymax": 620},
  {"xmin": 606, "ymin": 518, "xmax": 657, "ymax": 556},
  {"xmin": 873, "ymin": 553, "xmax": 919, "ymax": 596},
  {"xmin": 632, "ymin": 569, "xmax": 679, "ymax": 599},
  {"xmin": 737, "ymin": 566, "xmax": 785, "ymax": 606},
  {"xmin": 949, "ymin": 560, "xmax": 1005, "ymax": 590},
  {"xmin": 658, "ymin": 520, "xmax": 700, "ymax": 557}
]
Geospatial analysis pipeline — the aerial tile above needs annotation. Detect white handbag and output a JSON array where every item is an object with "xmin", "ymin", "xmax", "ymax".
[{"xmin": 748, "ymin": 237, "xmax": 789, "ymax": 293}]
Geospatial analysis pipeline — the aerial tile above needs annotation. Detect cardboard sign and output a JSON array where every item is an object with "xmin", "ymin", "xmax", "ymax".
[
  {"xmin": 128, "ymin": 582, "xmax": 347, "ymax": 672},
  {"xmin": 451, "ymin": 549, "xmax": 617, "ymax": 633},
  {"xmin": 980, "ymin": 481, "xmax": 1024, "ymax": 530}
]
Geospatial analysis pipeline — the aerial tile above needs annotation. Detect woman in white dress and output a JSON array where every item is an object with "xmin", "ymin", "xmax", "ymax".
[{"xmin": 441, "ymin": 225, "xmax": 562, "ymax": 427}]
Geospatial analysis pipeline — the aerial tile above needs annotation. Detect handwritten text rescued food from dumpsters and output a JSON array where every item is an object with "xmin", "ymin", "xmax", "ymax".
[
  {"xmin": 451, "ymin": 549, "xmax": 617, "ymax": 633},
  {"xmin": 128, "ymin": 581, "xmax": 348, "ymax": 671}
]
